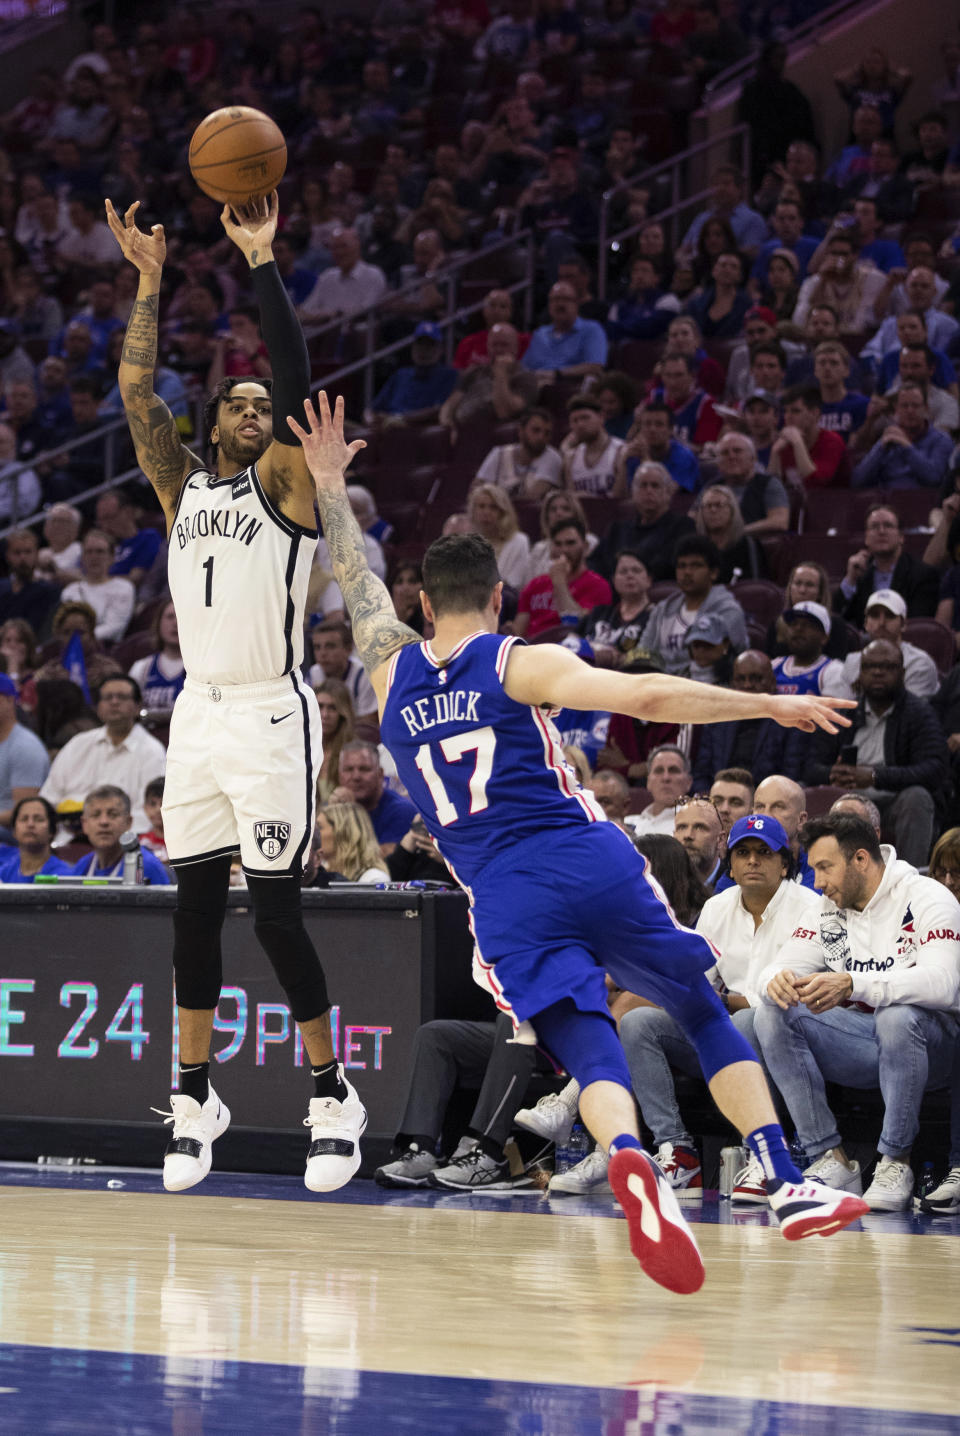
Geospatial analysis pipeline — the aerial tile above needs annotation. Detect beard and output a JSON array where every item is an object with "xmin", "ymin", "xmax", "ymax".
[{"xmin": 217, "ymin": 427, "xmax": 269, "ymax": 467}]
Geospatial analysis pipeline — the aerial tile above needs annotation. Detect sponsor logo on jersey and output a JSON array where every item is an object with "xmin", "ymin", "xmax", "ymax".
[
  {"xmin": 254, "ymin": 821, "xmax": 291, "ymax": 860},
  {"xmin": 232, "ymin": 474, "xmax": 252, "ymax": 499}
]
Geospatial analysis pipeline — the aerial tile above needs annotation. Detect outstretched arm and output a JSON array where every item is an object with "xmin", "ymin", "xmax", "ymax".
[
  {"xmin": 218, "ymin": 193, "xmax": 315, "ymax": 529},
  {"xmin": 104, "ymin": 200, "xmax": 198, "ymax": 523},
  {"xmin": 288, "ymin": 393, "xmax": 421, "ymax": 697},
  {"xmin": 504, "ymin": 642, "xmax": 854, "ymax": 734}
]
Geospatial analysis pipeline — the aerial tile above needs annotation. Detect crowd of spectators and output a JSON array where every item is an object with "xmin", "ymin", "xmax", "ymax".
[{"xmin": 1, "ymin": 3, "xmax": 960, "ymax": 1211}]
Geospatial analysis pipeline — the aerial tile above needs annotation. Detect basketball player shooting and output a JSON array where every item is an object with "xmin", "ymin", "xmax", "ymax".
[
  {"xmin": 104, "ymin": 194, "xmax": 365, "ymax": 1196},
  {"xmin": 289, "ymin": 392, "xmax": 870, "ymax": 1295}
]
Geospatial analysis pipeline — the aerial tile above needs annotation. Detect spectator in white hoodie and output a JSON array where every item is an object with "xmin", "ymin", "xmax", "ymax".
[{"xmin": 755, "ymin": 811, "xmax": 960, "ymax": 1214}]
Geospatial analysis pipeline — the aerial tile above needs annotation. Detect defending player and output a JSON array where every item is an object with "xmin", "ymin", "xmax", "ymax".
[
  {"xmin": 290, "ymin": 392, "xmax": 869, "ymax": 1296},
  {"xmin": 105, "ymin": 194, "xmax": 364, "ymax": 1195}
]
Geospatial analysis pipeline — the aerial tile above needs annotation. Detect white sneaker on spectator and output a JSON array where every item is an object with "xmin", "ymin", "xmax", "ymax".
[
  {"xmin": 919, "ymin": 1165, "xmax": 960, "ymax": 1215},
  {"xmin": 158, "ymin": 1087, "xmax": 230, "ymax": 1192},
  {"xmin": 548, "ymin": 1147, "xmax": 610, "ymax": 1195},
  {"xmin": 374, "ymin": 1144, "xmax": 438, "ymax": 1188},
  {"xmin": 514, "ymin": 1082, "xmax": 579, "ymax": 1145},
  {"xmin": 653, "ymin": 1142, "xmax": 703, "ymax": 1201},
  {"xmin": 804, "ymin": 1148, "xmax": 863, "ymax": 1195},
  {"xmin": 303, "ymin": 1072, "xmax": 367, "ymax": 1193},
  {"xmin": 863, "ymin": 1156, "xmax": 914, "ymax": 1212},
  {"xmin": 731, "ymin": 1152, "xmax": 767, "ymax": 1205}
]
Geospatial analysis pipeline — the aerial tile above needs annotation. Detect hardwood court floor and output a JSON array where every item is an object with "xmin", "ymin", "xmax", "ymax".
[{"xmin": 2, "ymin": 1167, "xmax": 959, "ymax": 1434}]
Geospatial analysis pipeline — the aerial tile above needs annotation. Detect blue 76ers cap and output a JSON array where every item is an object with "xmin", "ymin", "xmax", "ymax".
[{"xmin": 727, "ymin": 813, "xmax": 790, "ymax": 852}]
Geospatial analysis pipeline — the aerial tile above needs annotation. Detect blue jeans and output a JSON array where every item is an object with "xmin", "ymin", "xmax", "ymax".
[
  {"xmin": 619, "ymin": 1004, "xmax": 764, "ymax": 1148},
  {"xmin": 753, "ymin": 1002, "xmax": 960, "ymax": 1160}
]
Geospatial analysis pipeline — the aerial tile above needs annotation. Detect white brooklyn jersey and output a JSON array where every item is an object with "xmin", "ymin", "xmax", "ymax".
[{"xmin": 168, "ymin": 462, "xmax": 316, "ymax": 685}]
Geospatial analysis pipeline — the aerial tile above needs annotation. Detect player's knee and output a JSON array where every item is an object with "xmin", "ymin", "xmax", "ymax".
[
  {"xmin": 535, "ymin": 998, "xmax": 632, "ymax": 1093},
  {"xmin": 248, "ymin": 875, "xmax": 330, "ymax": 1023},
  {"xmin": 665, "ymin": 979, "xmax": 758, "ymax": 1084}
]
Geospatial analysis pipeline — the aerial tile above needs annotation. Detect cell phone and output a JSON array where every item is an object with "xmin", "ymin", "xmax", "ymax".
[
  {"xmin": 411, "ymin": 815, "xmax": 428, "ymax": 837},
  {"xmin": 840, "ymin": 744, "xmax": 858, "ymax": 765}
]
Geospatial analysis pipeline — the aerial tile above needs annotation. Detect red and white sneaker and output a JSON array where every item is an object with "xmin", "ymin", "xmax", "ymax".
[
  {"xmin": 732, "ymin": 1151, "xmax": 768, "ymax": 1205},
  {"xmin": 608, "ymin": 1147, "xmax": 705, "ymax": 1295},
  {"xmin": 654, "ymin": 1142, "xmax": 703, "ymax": 1201},
  {"xmin": 768, "ymin": 1177, "xmax": 869, "ymax": 1240}
]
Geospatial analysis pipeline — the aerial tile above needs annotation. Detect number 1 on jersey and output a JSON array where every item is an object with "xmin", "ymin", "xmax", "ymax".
[
  {"xmin": 415, "ymin": 725, "xmax": 496, "ymax": 826},
  {"xmin": 202, "ymin": 555, "xmax": 214, "ymax": 607}
]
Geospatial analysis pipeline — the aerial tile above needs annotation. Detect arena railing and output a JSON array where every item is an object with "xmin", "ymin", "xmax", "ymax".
[
  {"xmin": 700, "ymin": 0, "xmax": 871, "ymax": 107},
  {"xmin": 300, "ymin": 227, "xmax": 537, "ymax": 412},
  {"xmin": 597, "ymin": 123, "xmax": 752, "ymax": 301},
  {"xmin": 0, "ymin": 414, "xmax": 134, "ymax": 537},
  {"xmin": 0, "ymin": 230, "xmax": 539, "ymax": 537}
]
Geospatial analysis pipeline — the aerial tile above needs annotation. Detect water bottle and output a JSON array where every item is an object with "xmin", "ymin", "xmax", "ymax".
[
  {"xmin": 917, "ymin": 1160, "xmax": 936, "ymax": 1201},
  {"xmin": 120, "ymin": 830, "xmax": 143, "ymax": 885},
  {"xmin": 554, "ymin": 1121, "xmax": 590, "ymax": 1174},
  {"xmin": 789, "ymin": 1135, "xmax": 808, "ymax": 1174}
]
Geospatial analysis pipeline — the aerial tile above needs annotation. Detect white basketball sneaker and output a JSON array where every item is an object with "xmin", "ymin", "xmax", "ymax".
[
  {"xmin": 158, "ymin": 1086, "xmax": 230, "ymax": 1192},
  {"xmin": 304, "ymin": 1070, "xmax": 367, "ymax": 1193},
  {"xmin": 514, "ymin": 1082, "xmax": 580, "ymax": 1145}
]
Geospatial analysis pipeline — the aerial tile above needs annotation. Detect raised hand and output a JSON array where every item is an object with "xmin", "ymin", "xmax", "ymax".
[
  {"xmin": 219, "ymin": 190, "xmax": 279, "ymax": 267},
  {"xmin": 288, "ymin": 392, "xmax": 367, "ymax": 492},
  {"xmin": 769, "ymin": 693, "xmax": 856, "ymax": 733},
  {"xmin": 105, "ymin": 199, "xmax": 166, "ymax": 275}
]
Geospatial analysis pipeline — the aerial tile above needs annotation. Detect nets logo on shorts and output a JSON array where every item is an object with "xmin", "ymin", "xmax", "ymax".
[{"xmin": 254, "ymin": 821, "xmax": 291, "ymax": 860}]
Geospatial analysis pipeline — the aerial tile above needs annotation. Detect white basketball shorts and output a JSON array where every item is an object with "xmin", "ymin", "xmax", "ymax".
[{"xmin": 162, "ymin": 673, "xmax": 322, "ymax": 876}]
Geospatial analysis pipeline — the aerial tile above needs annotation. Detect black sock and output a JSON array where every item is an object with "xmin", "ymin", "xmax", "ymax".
[
  {"xmin": 312, "ymin": 1060, "xmax": 347, "ymax": 1100},
  {"xmin": 471, "ymin": 1132, "xmax": 506, "ymax": 1163},
  {"xmin": 179, "ymin": 1061, "xmax": 209, "ymax": 1104}
]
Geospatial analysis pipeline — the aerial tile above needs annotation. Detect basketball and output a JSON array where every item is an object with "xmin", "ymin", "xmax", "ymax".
[{"xmin": 188, "ymin": 106, "xmax": 287, "ymax": 205}]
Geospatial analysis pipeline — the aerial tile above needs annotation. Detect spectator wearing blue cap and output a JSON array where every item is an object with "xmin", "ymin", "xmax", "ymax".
[
  {"xmin": 0, "ymin": 670, "xmax": 50, "ymax": 843},
  {"xmin": 367, "ymin": 323, "xmax": 457, "ymax": 426},
  {"xmin": 619, "ymin": 811, "xmax": 819, "ymax": 1203}
]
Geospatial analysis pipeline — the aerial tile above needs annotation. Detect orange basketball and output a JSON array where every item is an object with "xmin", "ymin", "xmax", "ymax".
[{"xmin": 188, "ymin": 106, "xmax": 287, "ymax": 205}]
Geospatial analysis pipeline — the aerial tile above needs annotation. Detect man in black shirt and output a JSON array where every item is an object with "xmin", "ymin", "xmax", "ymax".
[
  {"xmin": 0, "ymin": 529, "xmax": 58, "ymax": 639},
  {"xmin": 591, "ymin": 460, "xmax": 694, "ymax": 580}
]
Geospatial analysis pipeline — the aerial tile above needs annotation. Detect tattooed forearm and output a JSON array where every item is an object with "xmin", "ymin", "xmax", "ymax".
[
  {"xmin": 117, "ymin": 279, "xmax": 193, "ymax": 502},
  {"xmin": 315, "ymin": 488, "xmax": 419, "ymax": 673},
  {"xmin": 122, "ymin": 293, "xmax": 160, "ymax": 374}
]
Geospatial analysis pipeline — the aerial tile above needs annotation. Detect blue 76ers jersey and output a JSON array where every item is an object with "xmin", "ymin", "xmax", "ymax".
[{"xmin": 379, "ymin": 633, "xmax": 604, "ymax": 889}]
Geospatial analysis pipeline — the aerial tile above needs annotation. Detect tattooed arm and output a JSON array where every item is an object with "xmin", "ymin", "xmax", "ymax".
[
  {"xmin": 105, "ymin": 200, "xmax": 199, "ymax": 523},
  {"xmin": 288, "ymin": 393, "xmax": 420, "ymax": 703}
]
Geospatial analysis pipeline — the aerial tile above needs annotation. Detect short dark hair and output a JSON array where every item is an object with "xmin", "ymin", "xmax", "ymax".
[
  {"xmin": 549, "ymin": 515, "xmax": 587, "ymax": 540},
  {"xmin": 642, "ymin": 400, "xmax": 674, "ymax": 425},
  {"xmin": 203, "ymin": 375, "xmax": 273, "ymax": 452},
  {"xmin": 750, "ymin": 340, "xmax": 787, "ymax": 367},
  {"xmin": 421, "ymin": 534, "xmax": 501, "ymax": 616},
  {"xmin": 144, "ymin": 777, "xmax": 164, "ymax": 802},
  {"xmin": 11, "ymin": 793, "xmax": 57, "ymax": 837},
  {"xmin": 901, "ymin": 342, "xmax": 936, "ymax": 369},
  {"xmin": 801, "ymin": 812, "xmax": 882, "ymax": 864},
  {"xmin": 674, "ymin": 534, "xmax": 720, "ymax": 569},
  {"xmin": 782, "ymin": 382, "xmax": 822, "ymax": 412},
  {"xmin": 565, "ymin": 392, "xmax": 603, "ymax": 415},
  {"xmin": 69, "ymin": 374, "xmax": 100, "ymax": 397},
  {"xmin": 313, "ymin": 618, "xmax": 351, "ymax": 646},
  {"xmin": 520, "ymin": 405, "xmax": 552, "ymax": 427},
  {"xmin": 915, "ymin": 109, "xmax": 948, "ymax": 131},
  {"xmin": 95, "ymin": 674, "xmax": 141, "ymax": 704},
  {"xmin": 713, "ymin": 767, "xmax": 755, "ymax": 790},
  {"xmin": 661, "ymin": 350, "xmax": 696, "ymax": 374}
]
